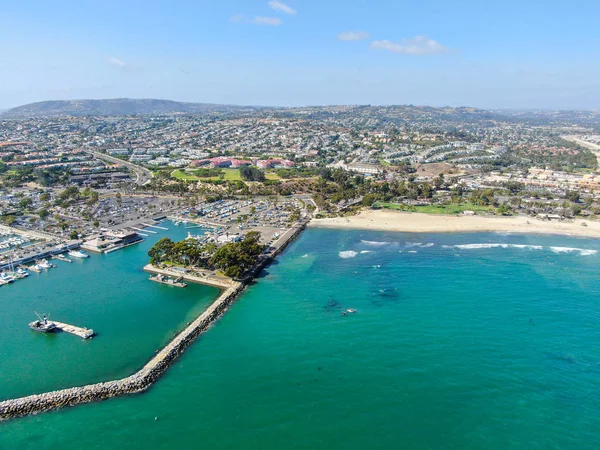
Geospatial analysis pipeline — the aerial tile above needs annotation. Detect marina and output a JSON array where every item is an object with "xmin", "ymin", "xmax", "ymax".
[{"xmin": 0, "ymin": 221, "xmax": 220, "ymax": 402}]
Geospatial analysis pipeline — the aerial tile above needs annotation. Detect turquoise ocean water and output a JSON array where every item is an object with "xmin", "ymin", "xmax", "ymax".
[{"xmin": 2, "ymin": 226, "xmax": 600, "ymax": 449}]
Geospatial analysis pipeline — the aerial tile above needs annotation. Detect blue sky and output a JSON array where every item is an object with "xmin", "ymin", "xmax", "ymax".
[{"xmin": 1, "ymin": 0, "xmax": 599, "ymax": 109}]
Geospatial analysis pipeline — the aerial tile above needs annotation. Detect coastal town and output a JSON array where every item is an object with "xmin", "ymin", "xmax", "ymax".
[
  {"xmin": 4, "ymin": 0, "xmax": 600, "ymax": 446},
  {"xmin": 2, "ymin": 101, "xmax": 600, "ymax": 420},
  {"xmin": 2, "ymin": 103, "xmax": 600, "ymax": 279}
]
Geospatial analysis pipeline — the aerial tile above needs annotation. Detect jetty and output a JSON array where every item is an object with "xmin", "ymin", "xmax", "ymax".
[
  {"xmin": 0, "ymin": 217, "xmax": 309, "ymax": 422},
  {"xmin": 52, "ymin": 321, "xmax": 95, "ymax": 339},
  {"xmin": 53, "ymin": 254, "xmax": 72, "ymax": 263}
]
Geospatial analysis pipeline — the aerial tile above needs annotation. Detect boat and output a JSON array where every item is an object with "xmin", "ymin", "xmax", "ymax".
[
  {"xmin": 29, "ymin": 313, "xmax": 57, "ymax": 333},
  {"xmin": 36, "ymin": 260, "xmax": 52, "ymax": 270},
  {"xmin": 16, "ymin": 267, "xmax": 29, "ymax": 277},
  {"xmin": 0, "ymin": 272, "xmax": 16, "ymax": 284},
  {"xmin": 28, "ymin": 264, "xmax": 42, "ymax": 273},
  {"xmin": 68, "ymin": 250, "xmax": 89, "ymax": 259}
]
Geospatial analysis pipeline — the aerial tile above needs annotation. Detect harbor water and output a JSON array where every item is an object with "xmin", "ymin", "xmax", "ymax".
[
  {"xmin": 0, "ymin": 222, "xmax": 219, "ymax": 400},
  {"xmin": 2, "ymin": 228, "xmax": 600, "ymax": 449}
]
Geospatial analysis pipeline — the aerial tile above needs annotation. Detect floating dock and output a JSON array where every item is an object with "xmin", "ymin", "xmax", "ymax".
[
  {"xmin": 52, "ymin": 321, "xmax": 95, "ymax": 339},
  {"xmin": 52, "ymin": 254, "xmax": 72, "ymax": 263}
]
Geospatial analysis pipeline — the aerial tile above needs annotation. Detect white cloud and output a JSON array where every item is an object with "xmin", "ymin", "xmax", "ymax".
[
  {"xmin": 252, "ymin": 16, "xmax": 282, "ymax": 25},
  {"xmin": 337, "ymin": 31, "xmax": 370, "ymax": 41},
  {"xmin": 268, "ymin": 1, "xmax": 296, "ymax": 15},
  {"xmin": 107, "ymin": 57, "xmax": 142, "ymax": 73},
  {"xmin": 370, "ymin": 36, "xmax": 448, "ymax": 55},
  {"xmin": 108, "ymin": 57, "xmax": 127, "ymax": 68},
  {"xmin": 230, "ymin": 14, "xmax": 245, "ymax": 23}
]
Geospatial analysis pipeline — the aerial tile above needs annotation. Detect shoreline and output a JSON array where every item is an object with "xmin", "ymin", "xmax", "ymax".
[{"xmin": 309, "ymin": 210, "xmax": 600, "ymax": 239}]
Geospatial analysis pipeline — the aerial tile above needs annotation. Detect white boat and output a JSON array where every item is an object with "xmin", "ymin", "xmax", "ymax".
[
  {"xmin": 68, "ymin": 250, "xmax": 89, "ymax": 259},
  {"xmin": 16, "ymin": 267, "xmax": 29, "ymax": 276},
  {"xmin": 0, "ymin": 272, "xmax": 16, "ymax": 283},
  {"xmin": 37, "ymin": 260, "xmax": 52, "ymax": 270}
]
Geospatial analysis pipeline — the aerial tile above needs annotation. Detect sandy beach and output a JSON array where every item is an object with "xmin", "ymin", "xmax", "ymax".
[{"xmin": 309, "ymin": 210, "xmax": 600, "ymax": 238}]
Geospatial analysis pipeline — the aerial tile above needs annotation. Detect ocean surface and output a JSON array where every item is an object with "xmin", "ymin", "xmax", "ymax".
[{"xmin": 2, "ymin": 227, "xmax": 600, "ymax": 449}]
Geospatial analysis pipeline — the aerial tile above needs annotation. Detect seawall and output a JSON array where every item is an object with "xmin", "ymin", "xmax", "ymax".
[{"xmin": 0, "ymin": 219, "xmax": 308, "ymax": 422}]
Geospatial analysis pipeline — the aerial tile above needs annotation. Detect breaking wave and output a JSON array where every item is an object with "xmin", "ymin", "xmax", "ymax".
[
  {"xmin": 361, "ymin": 240, "xmax": 391, "ymax": 247},
  {"xmin": 452, "ymin": 243, "xmax": 596, "ymax": 256},
  {"xmin": 454, "ymin": 243, "xmax": 543, "ymax": 250},
  {"xmin": 550, "ymin": 247, "xmax": 598, "ymax": 256},
  {"xmin": 339, "ymin": 251, "xmax": 359, "ymax": 259},
  {"xmin": 360, "ymin": 250, "xmax": 373, "ymax": 254}
]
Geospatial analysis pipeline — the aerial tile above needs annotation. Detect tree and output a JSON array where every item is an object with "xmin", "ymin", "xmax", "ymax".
[
  {"xmin": 497, "ymin": 204, "xmax": 511, "ymax": 216},
  {"xmin": 19, "ymin": 198, "xmax": 33, "ymax": 209},
  {"xmin": 209, "ymin": 232, "xmax": 264, "ymax": 279},
  {"xmin": 240, "ymin": 167, "xmax": 266, "ymax": 182},
  {"xmin": 566, "ymin": 190, "xmax": 580, "ymax": 203},
  {"xmin": 38, "ymin": 209, "xmax": 49, "ymax": 220},
  {"xmin": 147, "ymin": 237, "xmax": 175, "ymax": 264}
]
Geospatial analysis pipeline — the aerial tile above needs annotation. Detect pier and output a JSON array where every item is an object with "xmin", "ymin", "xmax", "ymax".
[
  {"xmin": 52, "ymin": 321, "xmax": 95, "ymax": 339},
  {"xmin": 141, "ymin": 223, "xmax": 168, "ymax": 230},
  {"xmin": 144, "ymin": 265, "xmax": 234, "ymax": 289},
  {"xmin": 131, "ymin": 226, "xmax": 156, "ymax": 234}
]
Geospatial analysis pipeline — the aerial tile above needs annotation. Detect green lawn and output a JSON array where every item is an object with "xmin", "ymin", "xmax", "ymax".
[
  {"xmin": 373, "ymin": 202, "xmax": 496, "ymax": 215},
  {"xmin": 171, "ymin": 168, "xmax": 280, "ymax": 182}
]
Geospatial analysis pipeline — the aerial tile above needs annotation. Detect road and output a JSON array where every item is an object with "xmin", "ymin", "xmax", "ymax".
[{"xmin": 82, "ymin": 149, "xmax": 153, "ymax": 185}]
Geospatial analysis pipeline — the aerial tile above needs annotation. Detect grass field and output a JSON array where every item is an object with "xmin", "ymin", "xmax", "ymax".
[
  {"xmin": 373, "ymin": 202, "xmax": 496, "ymax": 215},
  {"xmin": 171, "ymin": 168, "xmax": 280, "ymax": 182}
]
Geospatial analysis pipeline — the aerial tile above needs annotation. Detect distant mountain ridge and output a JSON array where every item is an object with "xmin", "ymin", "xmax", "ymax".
[{"xmin": 1, "ymin": 98, "xmax": 252, "ymax": 117}]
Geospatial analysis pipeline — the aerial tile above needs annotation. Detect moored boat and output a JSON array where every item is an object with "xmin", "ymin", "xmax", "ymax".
[
  {"xmin": 68, "ymin": 250, "xmax": 89, "ymax": 259},
  {"xmin": 29, "ymin": 313, "xmax": 57, "ymax": 333}
]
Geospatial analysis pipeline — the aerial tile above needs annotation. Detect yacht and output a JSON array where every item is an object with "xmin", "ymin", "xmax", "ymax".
[
  {"xmin": 0, "ymin": 272, "xmax": 16, "ymax": 283},
  {"xmin": 16, "ymin": 267, "xmax": 29, "ymax": 277},
  {"xmin": 37, "ymin": 260, "xmax": 52, "ymax": 270},
  {"xmin": 68, "ymin": 250, "xmax": 89, "ymax": 259}
]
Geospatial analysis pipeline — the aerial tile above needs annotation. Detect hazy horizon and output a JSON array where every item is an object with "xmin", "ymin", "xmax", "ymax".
[{"xmin": 4, "ymin": 97, "xmax": 600, "ymax": 113}]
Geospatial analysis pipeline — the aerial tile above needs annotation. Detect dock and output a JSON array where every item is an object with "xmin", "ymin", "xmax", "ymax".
[
  {"xmin": 149, "ymin": 275, "xmax": 187, "ymax": 288},
  {"xmin": 52, "ymin": 321, "xmax": 95, "ymax": 339},
  {"xmin": 131, "ymin": 226, "xmax": 156, "ymax": 234},
  {"xmin": 52, "ymin": 254, "xmax": 72, "ymax": 263},
  {"xmin": 141, "ymin": 223, "xmax": 168, "ymax": 230}
]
